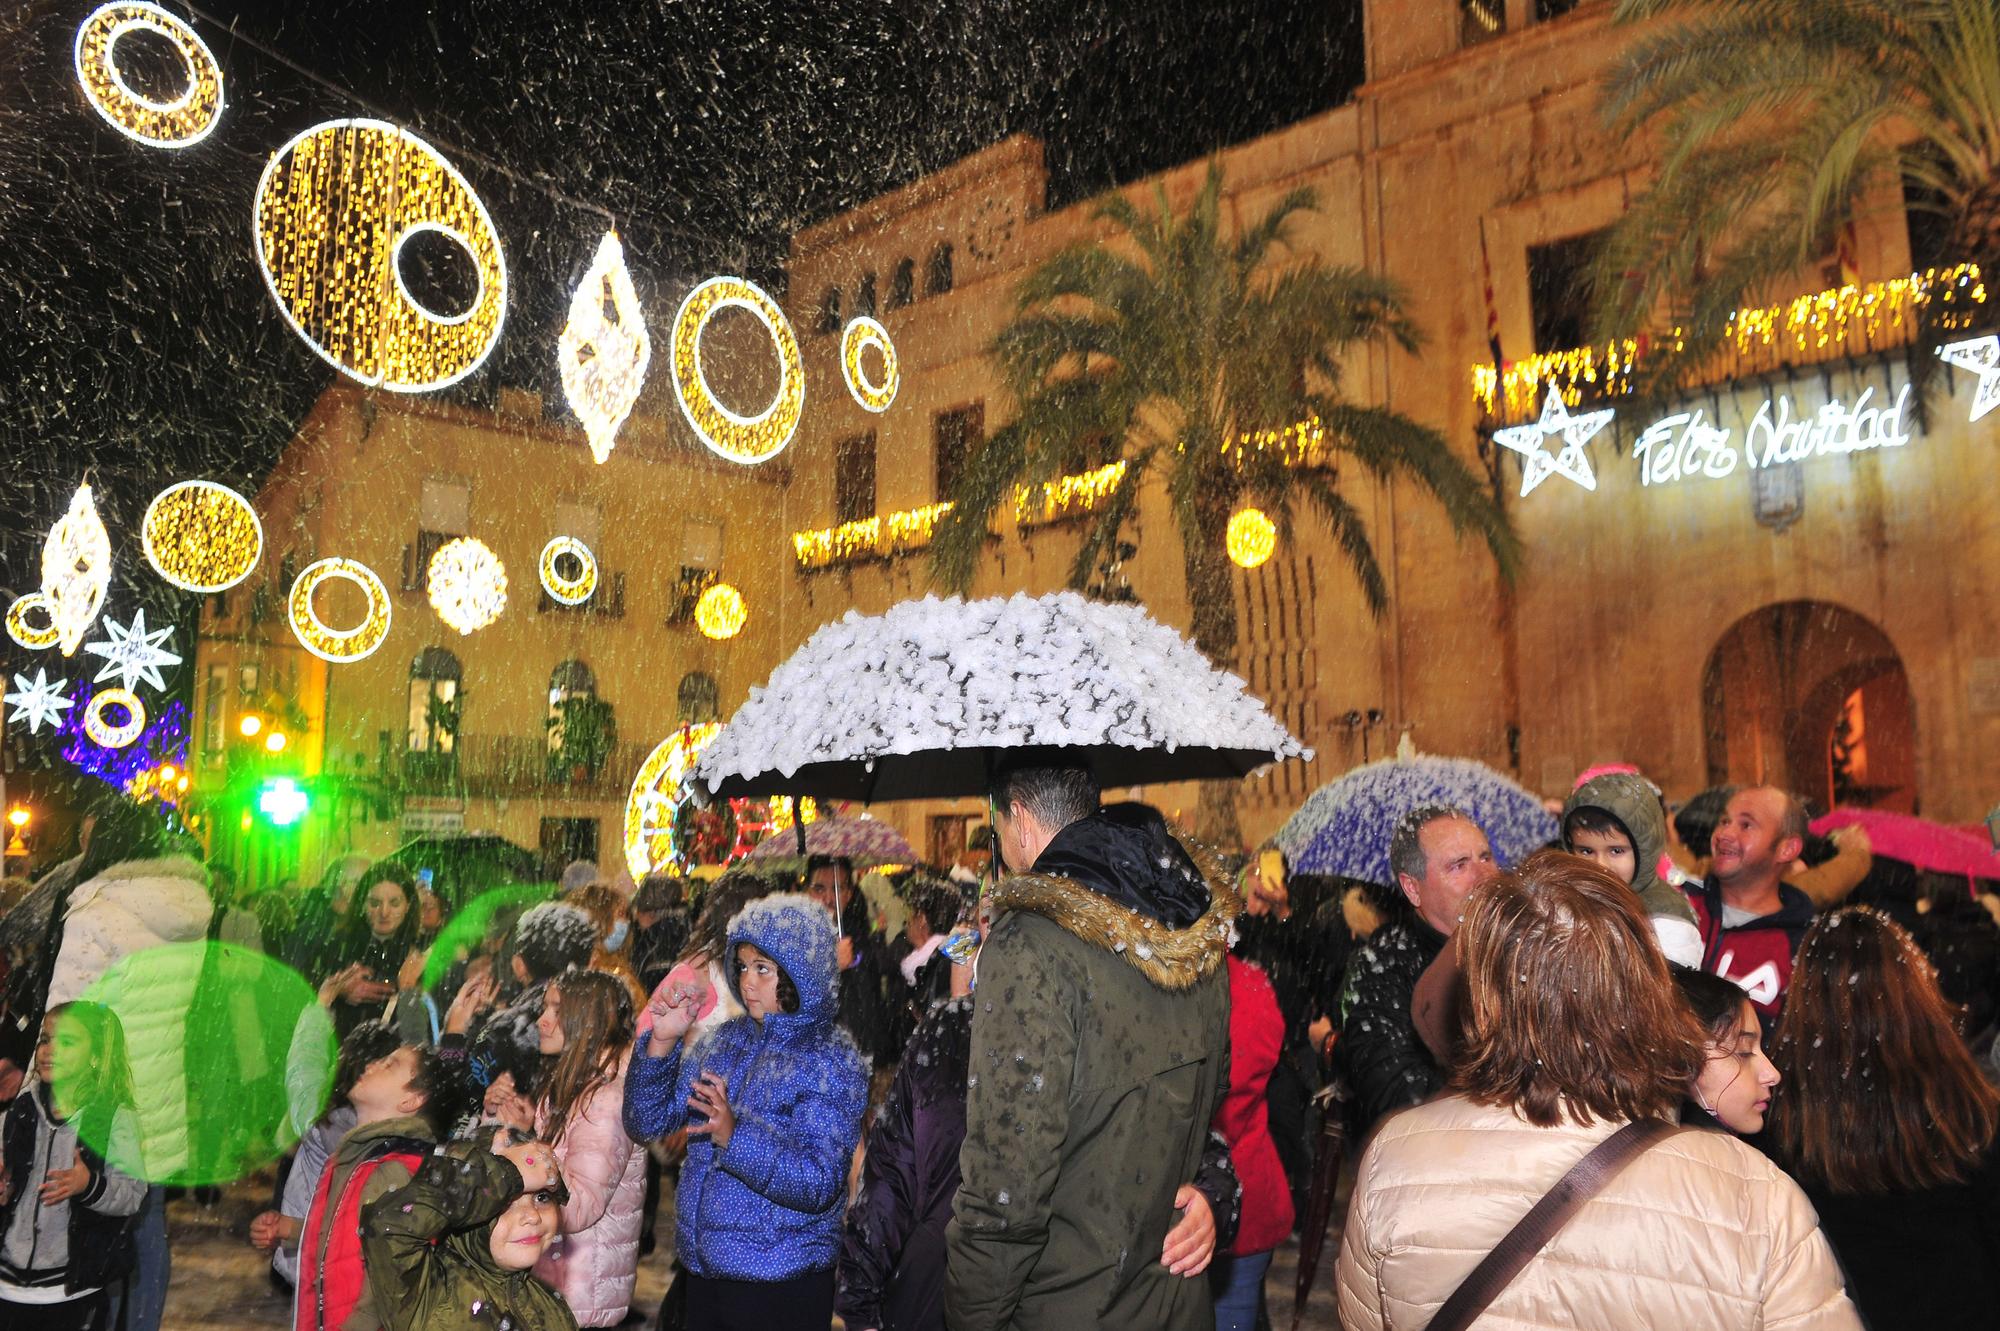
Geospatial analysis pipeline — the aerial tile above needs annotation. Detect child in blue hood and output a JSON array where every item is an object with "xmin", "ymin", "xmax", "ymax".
[{"xmin": 622, "ymin": 892, "xmax": 868, "ymax": 1330}]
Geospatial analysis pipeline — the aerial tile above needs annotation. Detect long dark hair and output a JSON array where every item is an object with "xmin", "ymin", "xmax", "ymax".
[
  {"xmin": 339, "ymin": 863, "xmax": 419, "ymax": 957},
  {"xmin": 537, "ymin": 971, "xmax": 634, "ymax": 1145},
  {"xmin": 42, "ymin": 1000, "xmax": 136, "ymax": 1117},
  {"xmin": 1770, "ymin": 907, "xmax": 1999, "ymax": 1193}
]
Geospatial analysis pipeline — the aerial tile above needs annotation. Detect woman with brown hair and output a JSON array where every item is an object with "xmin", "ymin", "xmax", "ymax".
[
  {"xmin": 1337, "ymin": 850, "xmax": 1856, "ymax": 1330},
  {"xmin": 1769, "ymin": 907, "xmax": 2000, "ymax": 1330}
]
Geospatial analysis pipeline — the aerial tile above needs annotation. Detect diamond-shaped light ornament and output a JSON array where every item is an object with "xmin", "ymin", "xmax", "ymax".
[
  {"xmin": 84, "ymin": 609, "xmax": 181, "ymax": 692},
  {"xmin": 5, "ymin": 669, "xmax": 73, "ymax": 734},
  {"xmin": 559, "ymin": 231, "xmax": 651, "ymax": 465},
  {"xmin": 41, "ymin": 482, "xmax": 112, "ymax": 657}
]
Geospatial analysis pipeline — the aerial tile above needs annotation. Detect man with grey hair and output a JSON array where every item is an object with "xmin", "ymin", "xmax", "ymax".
[{"xmin": 1335, "ymin": 805, "xmax": 1497, "ymax": 1133}]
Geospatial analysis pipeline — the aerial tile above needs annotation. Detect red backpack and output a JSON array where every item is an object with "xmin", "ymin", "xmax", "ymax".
[{"xmin": 295, "ymin": 1136, "xmax": 431, "ymax": 1331}]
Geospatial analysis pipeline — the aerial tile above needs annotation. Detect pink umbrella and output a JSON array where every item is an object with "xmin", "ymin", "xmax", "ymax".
[{"xmin": 1812, "ymin": 808, "xmax": 2000, "ymax": 882}]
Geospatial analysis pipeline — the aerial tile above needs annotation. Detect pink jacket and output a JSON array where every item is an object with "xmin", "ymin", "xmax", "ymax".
[{"xmin": 535, "ymin": 1051, "xmax": 646, "ymax": 1327}]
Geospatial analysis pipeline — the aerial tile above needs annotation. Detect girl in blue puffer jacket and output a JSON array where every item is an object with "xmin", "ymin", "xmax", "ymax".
[{"xmin": 622, "ymin": 892, "xmax": 868, "ymax": 1330}]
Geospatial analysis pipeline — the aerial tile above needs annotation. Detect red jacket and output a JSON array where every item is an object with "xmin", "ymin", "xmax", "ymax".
[
  {"xmin": 1684, "ymin": 878, "xmax": 1816, "ymax": 1028},
  {"xmin": 1213, "ymin": 956, "xmax": 1295, "ymax": 1255}
]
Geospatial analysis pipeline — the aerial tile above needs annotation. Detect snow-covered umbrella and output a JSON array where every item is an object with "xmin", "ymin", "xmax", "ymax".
[
  {"xmin": 744, "ymin": 814, "xmax": 918, "ymax": 868},
  {"xmin": 694, "ymin": 591, "xmax": 1310, "ymax": 802},
  {"xmin": 1273, "ymin": 753, "xmax": 1557, "ymax": 885}
]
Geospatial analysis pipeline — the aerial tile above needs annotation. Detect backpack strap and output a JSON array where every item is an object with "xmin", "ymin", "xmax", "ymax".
[{"xmin": 1426, "ymin": 1119, "xmax": 1681, "ymax": 1331}]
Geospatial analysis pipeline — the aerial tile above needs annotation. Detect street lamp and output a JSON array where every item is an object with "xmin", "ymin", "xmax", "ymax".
[
  {"xmin": 7, "ymin": 807, "xmax": 28, "ymax": 830},
  {"xmin": 264, "ymin": 730, "xmax": 288, "ymax": 753},
  {"xmin": 239, "ymin": 714, "xmax": 263, "ymax": 738}
]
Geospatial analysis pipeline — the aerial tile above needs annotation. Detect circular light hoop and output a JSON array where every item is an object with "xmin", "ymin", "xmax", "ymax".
[
  {"xmin": 426, "ymin": 537, "xmax": 508, "ymax": 635},
  {"xmin": 84, "ymin": 687, "xmax": 146, "ymax": 748},
  {"xmin": 1227, "ymin": 507, "xmax": 1277, "ymax": 569},
  {"xmin": 670, "ymin": 277, "xmax": 804, "ymax": 464},
  {"xmin": 253, "ymin": 119, "xmax": 507, "ymax": 393},
  {"xmin": 538, "ymin": 537, "xmax": 598, "ymax": 606},
  {"xmin": 6, "ymin": 595, "xmax": 61, "ymax": 650},
  {"xmin": 142, "ymin": 480, "xmax": 263, "ymax": 593},
  {"xmin": 74, "ymin": 2, "xmax": 224, "ymax": 148},
  {"xmin": 288, "ymin": 558, "xmax": 393, "ymax": 663},
  {"xmin": 840, "ymin": 317, "xmax": 899, "ymax": 413},
  {"xmin": 624, "ymin": 723, "xmax": 721, "ymax": 881},
  {"xmin": 693, "ymin": 583, "xmax": 747, "ymax": 640}
]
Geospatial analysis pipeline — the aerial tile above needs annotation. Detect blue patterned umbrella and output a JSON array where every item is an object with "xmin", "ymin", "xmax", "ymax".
[{"xmin": 1273, "ymin": 754, "xmax": 1557, "ymax": 885}]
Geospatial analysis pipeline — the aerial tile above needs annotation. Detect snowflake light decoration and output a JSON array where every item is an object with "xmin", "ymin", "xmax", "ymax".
[
  {"xmin": 83, "ymin": 609, "xmax": 181, "ymax": 692},
  {"xmin": 142, "ymin": 480, "xmax": 262, "ymax": 592},
  {"xmin": 82, "ymin": 687, "xmax": 146, "ymax": 749},
  {"xmin": 670, "ymin": 276, "xmax": 804, "ymax": 465},
  {"xmin": 6, "ymin": 595, "xmax": 60, "ymax": 651},
  {"xmin": 840, "ymin": 316, "xmax": 899, "ymax": 413},
  {"xmin": 1493, "ymin": 388, "xmax": 1615, "ymax": 497},
  {"xmin": 5, "ymin": 669, "xmax": 73, "ymax": 734},
  {"xmin": 288, "ymin": 557, "xmax": 393, "ymax": 662},
  {"xmin": 427, "ymin": 537, "xmax": 507, "ymax": 635},
  {"xmin": 1938, "ymin": 335, "xmax": 2000, "ymax": 422},
  {"xmin": 73, "ymin": 1, "xmax": 225, "ymax": 148},
  {"xmin": 539, "ymin": 537, "xmax": 598, "ymax": 606},
  {"xmin": 559, "ymin": 231, "xmax": 651, "ymax": 464},
  {"xmin": 41, "ymin": 483, "xmax": 112, "ymax": 657}
]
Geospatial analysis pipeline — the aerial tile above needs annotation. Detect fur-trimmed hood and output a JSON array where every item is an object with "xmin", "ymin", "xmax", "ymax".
[{"xmin": 987, "ymin": 805, "xmax": 1239, "ymax": 991}]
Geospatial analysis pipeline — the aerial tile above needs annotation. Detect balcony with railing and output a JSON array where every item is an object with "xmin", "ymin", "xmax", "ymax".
[{"xmin": 398, "ymin": 734, "xmax": 651, "ymax": 800}]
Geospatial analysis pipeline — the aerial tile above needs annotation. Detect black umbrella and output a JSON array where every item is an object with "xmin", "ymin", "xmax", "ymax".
[{"xmin": 383, "ymin": 833, "xmax": 539, "ymax": 911}]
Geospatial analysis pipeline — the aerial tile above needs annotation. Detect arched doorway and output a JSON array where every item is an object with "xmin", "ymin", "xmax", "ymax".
[{"xmin": 1701, "ymin": 601, "xmax": 1916, "ymax": 812}]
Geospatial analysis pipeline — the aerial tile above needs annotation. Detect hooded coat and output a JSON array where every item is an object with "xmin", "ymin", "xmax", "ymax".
[
  {"xmin": 296, "ymin": 1113, "xmax": 438, "ymax": 1331},
  {"xmin": 1563, "ymin": 775, "xmax": 1704, "ymax": 966},
  {"xmin": 943, "ymin": 804, "xmax": 1236, "ymax": 1331},
  {"xmin": 621, "ymin": 892, "xmax": 869, "ymax": 1283},
  {"xmin": 533, "ymin": 1051, "xmax": 645, "ymax": 1327}
]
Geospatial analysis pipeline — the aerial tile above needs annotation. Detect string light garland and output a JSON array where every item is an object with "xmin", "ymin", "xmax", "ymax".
[
  {"xmin": 41, "ymin": 482, "xmax": 112, "ymax": 658},
  {"xmin": 671, "ymin": 276, "xmax": 805, "ymax": 464},
  {"xmin": 625, "ymin": 723, "xmax": 722, "ymax": 880},
  {"xmin": 559, "ymin": 230, "xmax": 651, "ymax": 464},
  {"xmin": 5, "ymin": 669, "xmax": 74, "ymax": 735},
  {"xmin": 839, "ymin": 316, "xmax": 900, "ymax": 413},
  {"xmin": 1494, "ymin": 388, "xmax": 1615, "ymax": 497},
  {"xmin": 254, "ymin": 118, "xmax": 508, "ymax": 393},
  {"xmin": 6, "ymin": 595, "xmax": 60, "ymax": 651},
  {"xmin": 1015, "ymin": 461, "xmax": 1128, "ymax": 526},
  {"xmin": 83, "ymin": 687, "xmax": 146, "ymax": 749},
  {"xmin": 694, "ymin": 583, "xmax": 747, "ymax": 640},
  {"xmin": 84, "ymin": 609, "xmax": 181, "ymax": 692},
  {"xmin": 73, "ymin": 2, "xmax": 225, "ymax": 148},
  {"xmin": 142, "ymin": 480, "xmax": 262, "ymax": 592},
  {"xmin": 288, "ymin": 557, "xmax": 392, "ymax": 662},
  {"xmin": 538, "ymin": 536, "xmax": 598, "ymax": 606},
  {"xmin": 426, "ymin": 537, "xmax": 508, "ymax": 635},
  {"xmin": 1226, "ymin": 508, "xmax": 1277, "ymax": 569},
  {"xmin": 1938, "ymin": 335, "xmax": 2000, "ymax": 421}
]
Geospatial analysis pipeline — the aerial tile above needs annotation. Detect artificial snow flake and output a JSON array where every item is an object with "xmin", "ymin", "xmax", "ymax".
[
  {"xmin": 559, "ymin": 231, "xmax": 651, "ymax": 464},
  {"xmin": 1938, "ymin": 335, "xmax": 2000, "ymax": 422},
  {"xmin": 1494, "ymin": 388, "xmax": 1614, "ymax": 497},
  {"xmin": 5, "ymin": 669, "xmax": 73, "ymax": 734},
  {"xmin": 83, "ymin": 608, "xmax": 180, "ymax": 692},
  {"xmin": 41, "ymin": 482, "xmax": 112, "ymax": 657}
]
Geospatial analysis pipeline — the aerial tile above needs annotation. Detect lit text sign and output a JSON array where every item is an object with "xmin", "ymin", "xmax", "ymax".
[{"xmin": 1633, "ymin": 384, "xmax": 1912, "ymax": 488}]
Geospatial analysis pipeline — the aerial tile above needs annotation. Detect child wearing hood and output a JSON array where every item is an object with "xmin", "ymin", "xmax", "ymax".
[
  {"xmin": 1562, "ymin": 772, "xmax": 1705, "ymax": 967},
  {"xmin": 361, "ymin": 1127, "xmax": 577, "ymax": 1331},
  {"xmin": 622, "ymin": 893, "xmax": 869, "ymax": 1330}
]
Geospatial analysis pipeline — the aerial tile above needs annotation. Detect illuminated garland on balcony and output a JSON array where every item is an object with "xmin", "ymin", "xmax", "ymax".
[
  {"xmin": 1014, "ymin": 460, "xmax": 1128, "ymax": 526},
  {"xmin": 1473, "ymin": 264, "xmax": 1988, "ymax": 419},
  {"xmin": 791, "ymin": 502, "xmax": 959, "ymax": 570}
]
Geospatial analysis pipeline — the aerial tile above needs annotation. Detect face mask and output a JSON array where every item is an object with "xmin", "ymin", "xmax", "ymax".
[{"xmin": 605, "ymin": 920, "xmax": 629, "ymax": 951}]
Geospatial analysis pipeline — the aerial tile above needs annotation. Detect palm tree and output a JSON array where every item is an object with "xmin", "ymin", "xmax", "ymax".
[
  {"xmin": 1594, "ymin": 0, "xmax": 2000, "ymax": 360},
  {"xmin": 929, "ymin": 162, "xmax": 1516, "ymax": 838}
]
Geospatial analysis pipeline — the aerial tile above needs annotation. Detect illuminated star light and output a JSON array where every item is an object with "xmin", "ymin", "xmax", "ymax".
[
  {"xmin": 1938, "ymin": 336, "xmax": 2000, "ymax": 422},
  {"xmin": 84, "ymin": 609, "xmax": 181, "ymax": 692},
  {"xmin": 5, "ymin": 669, "xmax": 74, "ymax": 734},
  {"xmin": 1494, "ymin": 388, "xmax": 1615, "ymax": 497}
]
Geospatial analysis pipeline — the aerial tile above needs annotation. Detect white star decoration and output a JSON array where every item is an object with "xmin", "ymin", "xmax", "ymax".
[
  {"xmin": 1938, "ymin": 336, "xmax": 2000, "ymax": 422},
  {"xmin": 4, "ymin": 668, "xmax": 72, "ymax": 734},
  {"xmin": 1494, "ymin": 388, "xmax": 1616, "ymax": 497},
  {"xmin": 83, "ymin": 609, "xmax": 181, "ymax": 692}
]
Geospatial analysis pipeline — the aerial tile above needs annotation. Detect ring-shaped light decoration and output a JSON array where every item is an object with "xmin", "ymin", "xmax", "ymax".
[
  {"xmin": 840, "ymin": 316, "xmax": 900, "ymax": 413},
  {"xmin": 670, "ymin": 276, "xmax": 804, "ymax": 465},
  {"xmin": 624, "ymin": 723, "xmax": 721, "ymax": 881},
  {"xmin": 693, "ymin": 583, "xmax": 747, "ymax": 641},
  {"xmin": 426, "ymin": 537, "xmax": 507, "ymax": 635},
  {"xmin": 538, "ymin": 537, "xmax": 598, "ymax": 606},
  {"xmin": 1227, "ymin": 507, "xmax": 1277, "ymax": 570},
  {"xmin": 83, "ymin": 687, "xmax": 146, "ymax": 748},
  {"xmin": 253, "ymin": 119, "xmax": 507, "ymax": 393},
  {"xmin": 142, "ymin": 480, "xmax": 262, "ymax": 593},
  {"xmin": 6, "ymin": 595, "xmax": 61, "ymax": 651},
  {"xmin": 287, "ymin": 558, "xmax": 393, "ymax": 663},
  {"xmin": 74, "ymin": 2, "xmax": 225, "ymax": 148}
]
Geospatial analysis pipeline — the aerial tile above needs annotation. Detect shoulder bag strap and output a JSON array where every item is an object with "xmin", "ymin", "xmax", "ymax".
[{"xmin": 1426, "ymin": 1119, "xmax": 1681, "ymax": 1331}]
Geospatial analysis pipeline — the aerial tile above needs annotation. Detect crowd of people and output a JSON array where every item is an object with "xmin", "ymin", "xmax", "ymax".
[{"xmin": 0, "ymin": 754, "xmax": 1993, "ymax": 1330}]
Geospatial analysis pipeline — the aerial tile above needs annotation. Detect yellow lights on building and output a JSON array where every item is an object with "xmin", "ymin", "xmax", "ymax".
[
  {"xmin": 694, "ymin": 583, "xmax": 747, "ymax": 641},
  {"xmin": 559, "ymin": 231, "xmax": 651, "ymax": 464},
  {"xmin": 1014, "ymin": 460, "xmax": 1128, "ymax": 527},
  {"xmin": 1227, "ymin": 507, "xmax": 1278, "ymax": 569},
  {"xmin": 840, "ymin": 316, "xmax": 900, "ymax": 413},
  {"xmin": 141, "ymin": 480, "xmax": 262, "ymax": 593},
  {"xmin": 884, "ymin": 502, "xmax": 954, "ymax": 549},
  {"xmin": 238, "ymin": 713, "xmax": 263, "ymax": 738},
  {"xmin": 288, "ymin": 557, "xmax": 393, "ymax": 663},
  {"xmin": 426, "ymin": 537, "xmax": 508, "ymax": 635},
  {"xmin": 6, "ymin": 595, "xmax": 61, "ymax": 651},
  {"xmin": 6, "ymin": 807, "xmax": 28, "ymax": 831},
  {"xmin": 254, "ymin": 119, "xmax": 508, "ymax": 393},
  {"xmin": 791, "ymin": 502, "xmax": 958, "ymax": 571},
  {"xmin": 670, "ymin": 276, "xmax": 805, "ymax": 465},
  {"xmin": 624, "ymin": 722, "xmax": 723, "ymax": 880},
  {"xmin": 83, "ymin": 687, "xmax": 146, "ymax": 748},
  {"xmin": 1217, "ymin": 416, "xmax": 1329, "ymax": 470},
  {"xmin": 264, "ymin": 730, "xmax": 288, "ymax": 753},
  {"xmin": 41, "ymin": 482, "xmax": 112, "ymax": 658},
  {"xmin": 73, "ymin": 2, "xmax": 224, "ymax": 148},
  {"xmin": 538, "ymin": 536, "xmax": 599, "ymax": 606}
]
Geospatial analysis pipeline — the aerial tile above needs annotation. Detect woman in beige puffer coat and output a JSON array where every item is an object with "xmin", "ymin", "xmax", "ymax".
[{"xmin": 1336, "ymin": 852, "xmax": 1857, "ymax": 1331}]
